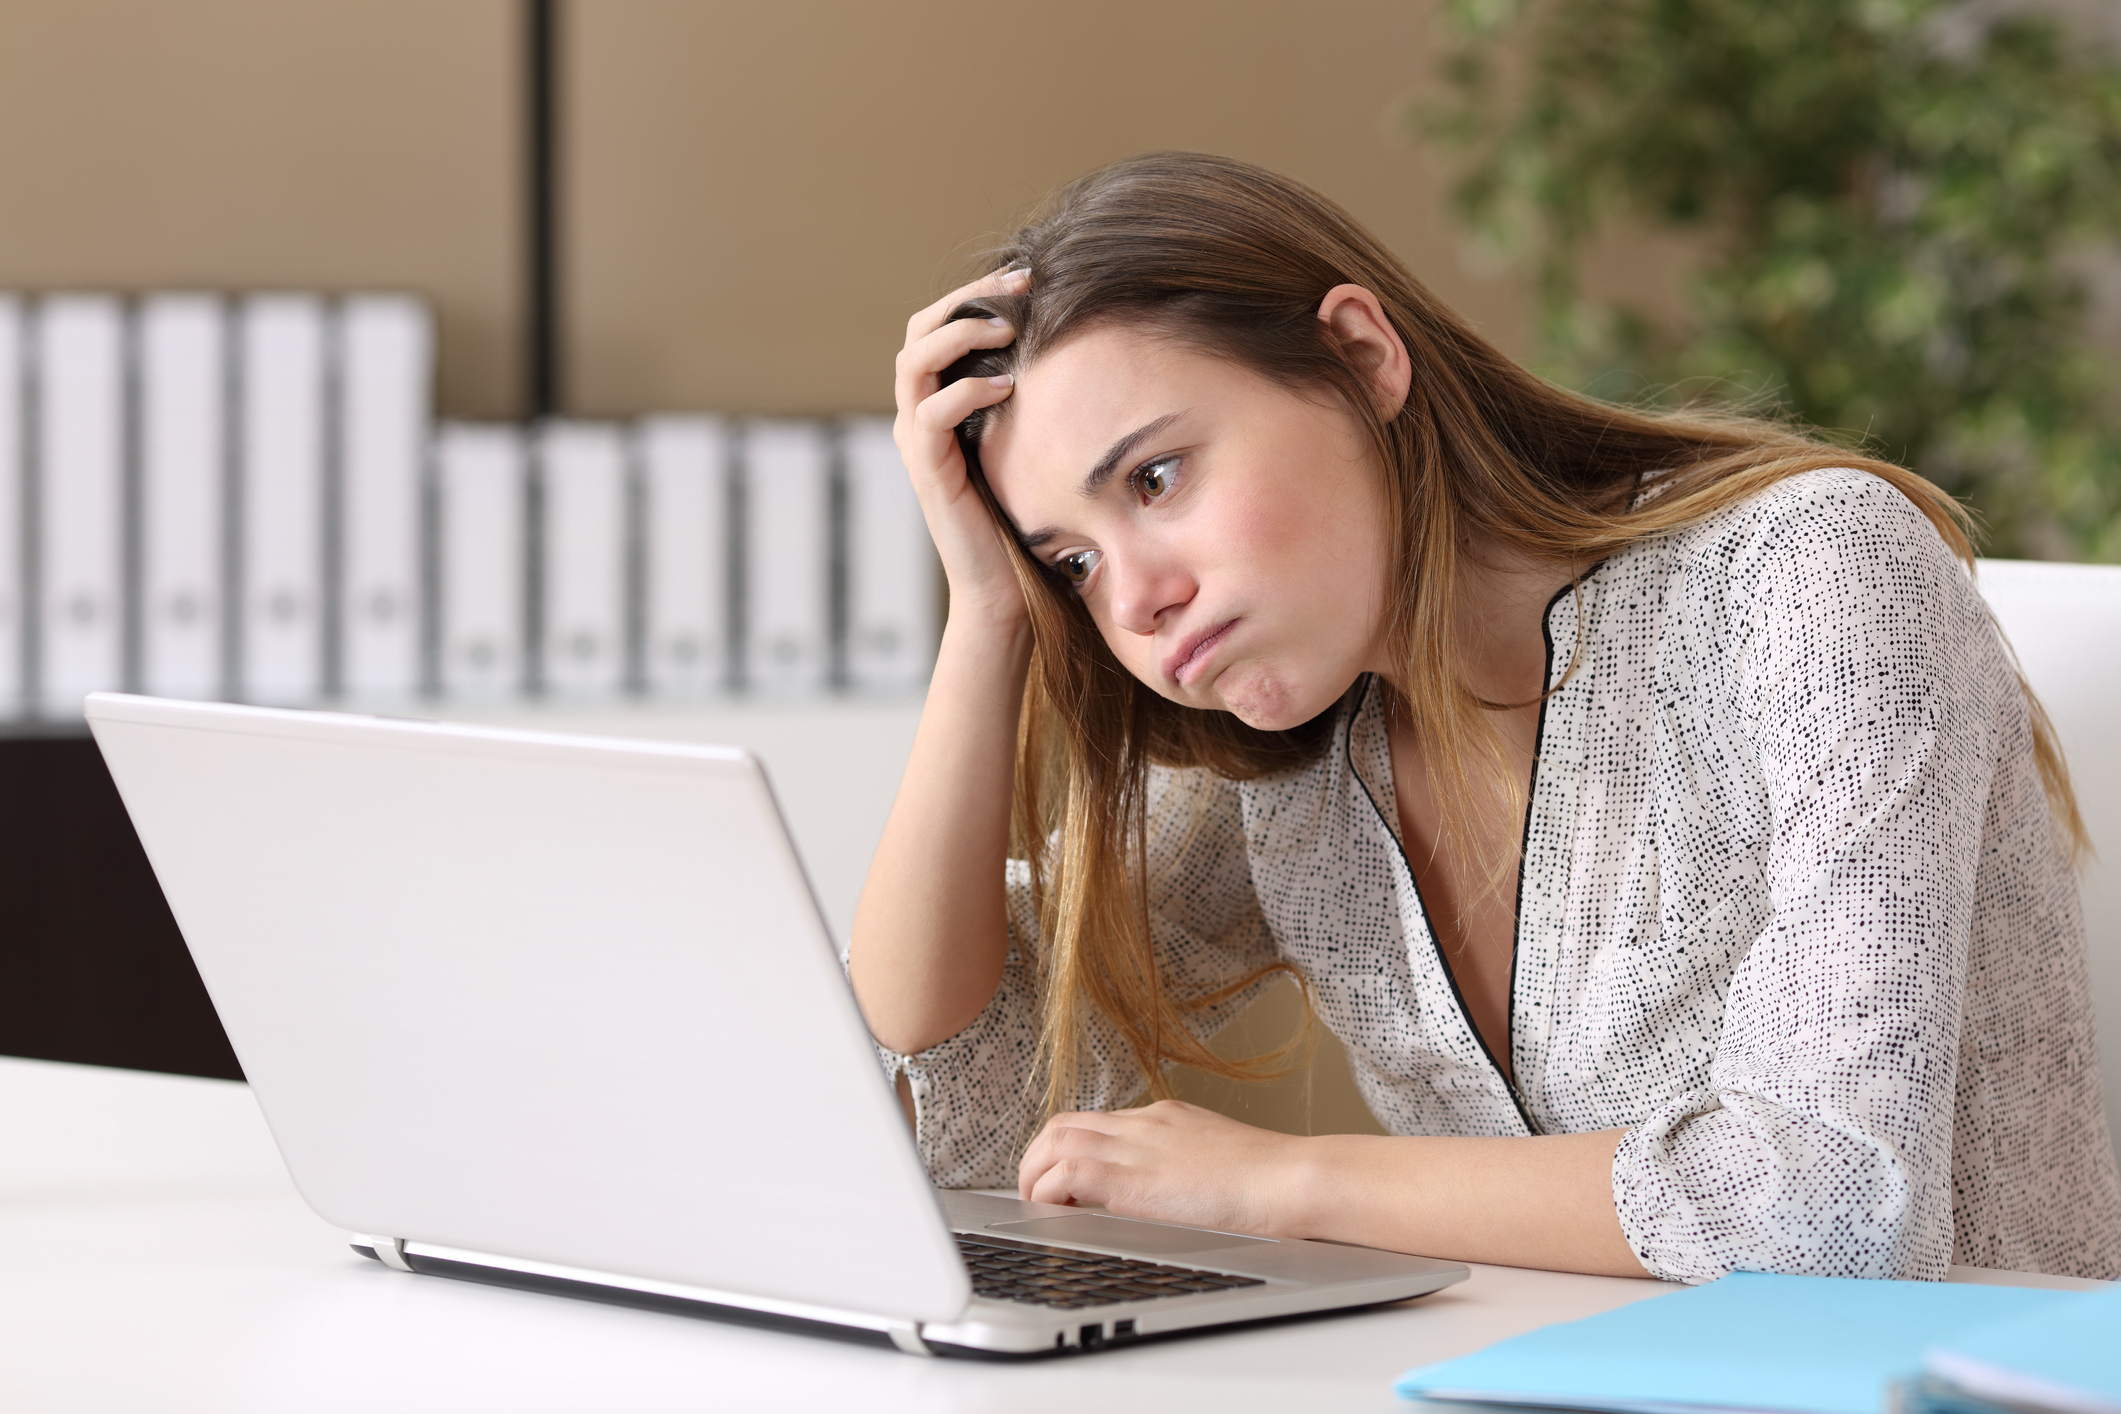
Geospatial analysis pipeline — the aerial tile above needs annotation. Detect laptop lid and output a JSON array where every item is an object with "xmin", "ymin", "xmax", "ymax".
[{"xmin": 85, "ymin": 693, "xmax": 972, "ymax": 1325}]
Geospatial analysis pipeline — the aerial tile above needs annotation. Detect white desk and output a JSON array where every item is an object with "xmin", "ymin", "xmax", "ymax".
[{"xmin": 0, "ymin": 1058, "xmax": 2098, "ymax": 1414}]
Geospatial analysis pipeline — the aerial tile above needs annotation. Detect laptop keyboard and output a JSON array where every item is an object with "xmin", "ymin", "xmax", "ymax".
[{"xmin": 957, "ymin": 1234, "xmax": 1267, "ymax": 1310}]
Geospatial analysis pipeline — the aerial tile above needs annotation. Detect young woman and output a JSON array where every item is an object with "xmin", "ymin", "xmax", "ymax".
[{"xmin": 845, "ymin": 152, "xmax": 2121, "ymax": 1283}]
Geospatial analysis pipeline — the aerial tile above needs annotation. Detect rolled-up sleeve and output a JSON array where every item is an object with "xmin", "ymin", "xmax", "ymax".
[
  {"xmin": 1613, "ymin": 476, "xmax": 2000, "ymax": 1282},
  {"xmin": 871, "ymin": 766, "xmax": 1282, "ymax": 1189}
]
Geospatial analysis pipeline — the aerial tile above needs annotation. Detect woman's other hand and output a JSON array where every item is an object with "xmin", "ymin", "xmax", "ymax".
[
  {"xmin": 850, "ymin": 270, "xmax": 1037, "ymax": 1061},
  {"xmin": 1017, "ymin": 1101, "xmax": 1647, "ymax": 1274},
  {"xmin": 1017, "ymin": 1100, "xmax": 1313, "ymax": 1239},
  {"xmin": 894, "ymin": 267, "xmax": 1028, "ymax": 628}
]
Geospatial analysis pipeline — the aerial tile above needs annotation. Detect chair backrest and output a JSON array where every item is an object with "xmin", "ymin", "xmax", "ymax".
[{"xmin": 1974, "ymin": 559, "xmax": 2121, "ymax": 1181}]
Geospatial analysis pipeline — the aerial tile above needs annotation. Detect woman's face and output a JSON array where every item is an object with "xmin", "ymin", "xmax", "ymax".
[{"xmin": 980, "ymin": 324, "xmax": 1399, "ymax": 732}]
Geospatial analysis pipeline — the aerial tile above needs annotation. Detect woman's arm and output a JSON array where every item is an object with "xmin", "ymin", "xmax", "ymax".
[
  {"xmin": 1607, "ymin": 472, "xmax": 1995, "ymax": 1284},
  {"xmin": 1019, "ymin": 1102, "xmax": 1647, "ymax": 1275},
  {"xmin": 889, "ymin": 758, "xmax": 1290, "ymax": 1187},
  {"xmin": 850, "ymin": 611, "xmax": 1029, "ymax": 1054},
  {"xmin": 847, "ymin": 268, "xmax": 1032, "ymax": 1056}
]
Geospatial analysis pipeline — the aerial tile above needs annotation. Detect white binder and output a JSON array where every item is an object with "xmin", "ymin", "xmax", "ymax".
[
  {"xmin": 138, "ymin": 293, "xmax": 227, "ymax": 701},
  {"xmin": 842, "ymin": 418, "xmax": 938, "ymax": 694},
  {"xmin": 538, "ymin": 421, "xmax": 626, "ymax": 698},
  {"xmin": 741, "ymin": 420, "xmax": 830, "ymax": 695},
  {"xmin": 237, "ymin": 294, "xmax": 326, "ymax": 704},
  {"xmin": 638, "ymin": 415, "xmax": 726, "ymax": 695},
  {"xmin": 0, "ymin": 296, "xmax": 22, "ymax": 717},
  {"xmin": 437, "ymin": 422, "xmax": 524, "ymax": 701},
  {"xmin": 339, "ymin": 294, "xmax": 433, "ymax": 703},
  {"xmin": 36, "ymin": 295, "xmax": 126, "ymax": 718}
]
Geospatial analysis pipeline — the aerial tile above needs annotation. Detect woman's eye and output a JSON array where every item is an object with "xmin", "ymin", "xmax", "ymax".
[
  {"xmin": 1056, "ymin": 550, "xmax": 1100, "ymax": 585},
  {"xmin": 1135, "ymin": 456, "xmax": 1181, "ymax": 499}
]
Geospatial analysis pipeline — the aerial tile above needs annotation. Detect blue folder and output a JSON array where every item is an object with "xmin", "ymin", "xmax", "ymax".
[
  {"xmin": 1394, "ymin": 1271, "xmax": 2080, "ymax": 1413},
  {"xmin": 1924, "ymin": 1278, "xmax": 2121, "ymax": 1411}
]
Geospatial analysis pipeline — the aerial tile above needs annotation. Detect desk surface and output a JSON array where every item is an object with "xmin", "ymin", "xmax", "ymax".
[{"xmin": 0, "ymin": 1058, "xmax": 2097, "ymax": 1413}]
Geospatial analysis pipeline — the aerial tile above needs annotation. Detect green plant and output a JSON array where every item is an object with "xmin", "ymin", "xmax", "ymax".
[{"xmin": 1426, "ymin": 0, "xmax": 2121, "ymax": 559}]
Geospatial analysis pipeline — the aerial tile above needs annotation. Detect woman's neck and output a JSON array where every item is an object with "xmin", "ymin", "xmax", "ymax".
[
  {"xmin": 1454, "ymin": 540, "xmax": 1580, "ymax": 707},
  {"xmin": 1369, "ymin": 538, "xmax": 1581, "ymax": 707}
]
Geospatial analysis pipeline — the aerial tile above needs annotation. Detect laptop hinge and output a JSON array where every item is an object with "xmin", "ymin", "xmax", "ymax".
[
  {"xmin": 370, "ymin": 1236, "xmax": 415, "ymax": 1272},
  {"xmin": 886, "ymin": 1322, "xmax": 932, "ymax": 1357}
]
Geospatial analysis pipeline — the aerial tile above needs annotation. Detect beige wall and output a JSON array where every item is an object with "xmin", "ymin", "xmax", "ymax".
[
  {"xmin": 0, "ymin": 0, "xmax": 520, "ymax": 417},
  {"xmin": 0, "ymin": 0, "xmax": 1537, "ymax": 420},
  {"xmin": 564, "ymin": 0, "xmax": 1533, "ymax": 417}
]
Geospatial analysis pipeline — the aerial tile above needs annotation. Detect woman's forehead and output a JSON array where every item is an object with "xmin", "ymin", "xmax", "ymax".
[{"xmin": 982, "ymin": 331, "xmax": 1258, "ymax": 499}]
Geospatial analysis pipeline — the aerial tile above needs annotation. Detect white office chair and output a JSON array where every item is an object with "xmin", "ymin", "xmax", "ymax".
[{"xmin": 1975, "ymin": 559, "xmax": 2121, "ymax": 1179}]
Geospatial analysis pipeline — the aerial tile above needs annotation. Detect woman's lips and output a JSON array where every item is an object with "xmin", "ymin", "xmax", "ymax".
[{"xmin": 1166, "ymin": 619, "xmax": 1239, "ymax": 687}]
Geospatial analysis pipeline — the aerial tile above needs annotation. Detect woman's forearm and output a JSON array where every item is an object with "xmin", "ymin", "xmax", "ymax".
[
  {"xmin": 1284, "ymin": 1128, "xmax": 1647, "ymax": 1276},
  {"xmin": 847, "ymin": 608, "xmax": 1032, "ymax": 1056},
  {"xmin": 1018, "ymin": 1100, "xmax": 1651, "ymax": 1278}
]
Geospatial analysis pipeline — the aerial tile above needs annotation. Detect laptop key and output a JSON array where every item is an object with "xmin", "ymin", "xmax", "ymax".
[{"xmin": 957, "ymin": 1234, "xmax": 1268, "ymax": 1308}]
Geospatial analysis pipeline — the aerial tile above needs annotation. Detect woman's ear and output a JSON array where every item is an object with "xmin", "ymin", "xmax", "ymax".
[{"xmin": 1316, "ymin": 284, "xmax": 1412, "ymax": 418}]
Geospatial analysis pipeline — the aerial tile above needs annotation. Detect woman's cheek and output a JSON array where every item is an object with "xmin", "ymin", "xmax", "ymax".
[{"xmin": 1097, "ymin": 624, "xmax": 1164, "ymax": 694}]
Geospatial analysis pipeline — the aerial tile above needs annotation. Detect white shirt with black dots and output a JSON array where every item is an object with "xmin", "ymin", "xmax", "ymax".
[{"xmin": 872, "ymin": 467, "xmax": 2121, "ymax": 1283}]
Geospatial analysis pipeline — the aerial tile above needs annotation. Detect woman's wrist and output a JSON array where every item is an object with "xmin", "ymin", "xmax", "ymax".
[
  {"xmin": 939, "ymin": 594, "xmax": 1033, "ymax": 655},
  {"xmin": 1264, "ymin": 1132, "xmax": 1345, "ymax": 1240},
  {"xmin": 1267, "ymin": 1133, "xmax": 1407, "ymax": 1244}
]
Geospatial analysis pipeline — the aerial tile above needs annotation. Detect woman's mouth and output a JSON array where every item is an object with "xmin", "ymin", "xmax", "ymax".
[{"xmin": 1165, "ymin": 619, "xmax": 1240, "ymax": 688}]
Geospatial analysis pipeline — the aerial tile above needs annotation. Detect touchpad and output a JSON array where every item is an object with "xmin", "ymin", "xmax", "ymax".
[{"xmin": 990, "ymin": 1214, "xmax": 1276, "ymax": 1254}]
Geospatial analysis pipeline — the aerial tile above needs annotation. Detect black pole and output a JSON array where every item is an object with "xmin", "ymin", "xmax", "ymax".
[
  {"xmin": 525, "ymin": 0, "xmax": 560, "ymax": 420},
  {"xmin": 523, "ymin": 0, "xmax": 559, "ymax": 695}
]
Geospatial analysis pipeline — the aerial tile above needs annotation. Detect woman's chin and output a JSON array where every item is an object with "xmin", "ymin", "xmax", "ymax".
[{"xmin": 1214, "ymin": 668, "xmax": 1339, "ymax": 733}]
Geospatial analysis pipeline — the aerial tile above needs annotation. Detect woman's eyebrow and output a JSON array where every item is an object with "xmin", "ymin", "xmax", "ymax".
[
  {"xmin": 1079, "ymin": 411, "xmax": 1187, "ymax": 499},
  {"xmin": 1015, "ymin": 410, "xmax": 1191, "ymax": 552}
]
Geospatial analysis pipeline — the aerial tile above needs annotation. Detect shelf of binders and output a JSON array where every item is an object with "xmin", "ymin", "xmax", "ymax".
[{"xmin": 0, "ymin": 292, "xmax": 941, "ymax": 732}]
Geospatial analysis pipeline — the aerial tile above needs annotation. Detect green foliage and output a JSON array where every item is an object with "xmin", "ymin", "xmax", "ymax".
[{"xmin": 1426, "ymin": 0, "xmax": 2121, "ymax": 558}]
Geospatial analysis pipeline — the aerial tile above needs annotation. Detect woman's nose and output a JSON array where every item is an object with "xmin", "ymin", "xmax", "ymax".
[{"xmin": 1107, "ymin": 551, "xmax": 1196, "ymax": 636}]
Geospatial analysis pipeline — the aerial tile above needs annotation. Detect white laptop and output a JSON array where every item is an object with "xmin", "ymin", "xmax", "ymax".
[{"xmin": 85, "ymin": 692, "xmax": 1467, "ymax": 1357}]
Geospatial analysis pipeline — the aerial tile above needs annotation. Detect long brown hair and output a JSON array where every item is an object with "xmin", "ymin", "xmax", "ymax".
[{"xmin": 940, "ymin": 151, "xmax": 2084, "ymax": 1117}]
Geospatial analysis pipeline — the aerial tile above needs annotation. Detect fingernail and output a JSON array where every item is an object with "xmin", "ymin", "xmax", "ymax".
[
  {"xmin": 986, "ymin": 316, "xmax": 1009, "ymax": 328},
  {"xmin": 988, "ymin": 374, "xmax": 1015, "ymax": 388},
  {"xmin": 1000, "ymin": 267, "xmax": 1031, "ymax": 288}
]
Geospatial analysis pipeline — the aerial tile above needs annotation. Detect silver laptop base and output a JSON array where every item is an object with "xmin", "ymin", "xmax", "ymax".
[
  {"xmin": 350, "ymin": 1242, "xmax": 934, "ymax": 1354},
  {"xmin": 349, "ymin": 1241, "xmax": 1429, "ymax": 1359}
]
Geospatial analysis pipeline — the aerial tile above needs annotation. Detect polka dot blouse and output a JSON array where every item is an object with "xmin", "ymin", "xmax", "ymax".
[{"xmin": 874, "ymin": 467, "xmax": 2121, "ymax": 1283}]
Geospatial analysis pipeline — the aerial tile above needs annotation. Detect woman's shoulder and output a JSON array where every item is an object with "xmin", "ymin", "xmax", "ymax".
[
  {"xmin": 1612, "ymin": 466, "xmax": 2005, "ymax": 711},
  {"xmin": 1671, "ymin": 462, "xmax": 1942, "ymax": 538},
  {"xmin": 1595, "ymin": 467, "xmax": 1996, "ymax": 699},
  {"xmin": 1676, "ymin": 464, "xmax": 1942, "ymax": 552},
  {"xmin": 1643, "ymin": 465, "xmax": 1971, "ymax": 606}
]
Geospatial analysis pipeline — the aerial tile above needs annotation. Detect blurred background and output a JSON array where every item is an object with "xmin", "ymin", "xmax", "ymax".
[{"xmin": 1, "ymin": 0, "xmax": 2115, "ymax": 1127}]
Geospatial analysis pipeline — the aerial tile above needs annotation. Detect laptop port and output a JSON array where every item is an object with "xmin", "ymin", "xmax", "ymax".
[
  {"xmin": 1079, "ymin": 1323, "xmax": 1105, "ymax": 1348},
  {"xmin": 1113, "ymin": 1319, "xmax": 1136, "ymax": 1340}
]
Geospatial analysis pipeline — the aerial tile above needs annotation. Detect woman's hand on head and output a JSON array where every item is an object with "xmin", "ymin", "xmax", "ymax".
[
  {"xmin": 1017, "ymin": 1100, "xmax": 1315, "ymax": 1239},
  {"xmin": 894, "ymin": 268, "xmax": 1030, "ymax": 629}
]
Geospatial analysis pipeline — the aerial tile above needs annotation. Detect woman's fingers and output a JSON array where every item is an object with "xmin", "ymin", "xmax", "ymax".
[
  {"xmin": 893, "ymin": 313, "xmax": 1018, "ymax": 426},
  {"xmin": 1016, "ymin": 1101, "xmax": 1296, "ymax": 1232},
  {"xmin": 893, "ymin": 266, "xmax": 1028, "ymax": 474},
  {"xmin": 886, "ymin": 267, "xmax": 1031, "ymax": 620},
  {"xmin": 910, "ymin": 374, "xmax": 1015, "ymax": 444},
  {"xmin": 905, "ymin": 265, "xmax": 1029, "ymax": 347},
  {"xmin": 1025, "ymin": 1157, "xmax": 1108, "ymax": 1209},
  {"xmin": 1019, "ymin": 1116, "xmax": 1123, "ymax": 1206},
  {"xmin": 1043, "ymin": 1109, "xmax": 1132, "ymax": 1134}
]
